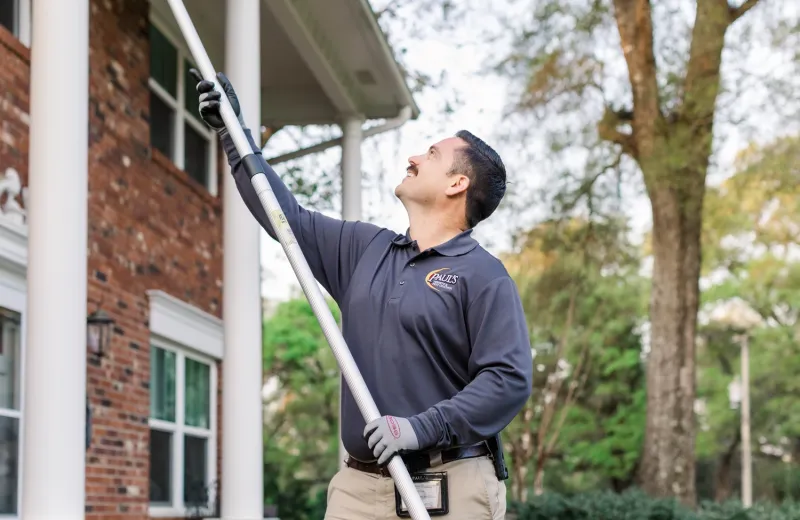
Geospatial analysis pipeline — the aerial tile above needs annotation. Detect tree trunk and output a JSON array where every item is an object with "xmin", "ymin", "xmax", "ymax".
[
  {"xmin": 508, "ymin": 404, "xmax": 535, "ymax": 503},
  {"xmin": 637, "ymin": 182, "xmax": 703, "ymax": 506},
  {"xmin": 606, "ymin": 0, "xmax": 734, "ymax": 507},
  {"xmin": 511, "ymin": 461, "xmax": 529, "ymax": 503},
  {"xmin": 533, "ymin": 461, "xmax": 545, "ymax": 496},
  {"xmin": 509, "ymin": 437, "xmax": 531, "ymax": 503},
  {"xmin": 714, "ymin": 431, "xmax": 741, "ymax": 502}
]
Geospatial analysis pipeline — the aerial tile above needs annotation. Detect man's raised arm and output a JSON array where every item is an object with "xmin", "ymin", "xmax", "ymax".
[{"xmin": 193, "ymin": 70, "xmax": 385, "ymax": 303}]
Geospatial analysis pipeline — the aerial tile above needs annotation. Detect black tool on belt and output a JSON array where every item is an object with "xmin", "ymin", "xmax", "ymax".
[{"xmin": 486, "ymin": 434, "xmax": 509, "ymax": 481}]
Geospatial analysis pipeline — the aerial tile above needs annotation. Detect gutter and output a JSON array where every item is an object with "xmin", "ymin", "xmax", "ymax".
[{"xmin": 265, "ymin": 105, "xmax": 413, "ymax": 165}]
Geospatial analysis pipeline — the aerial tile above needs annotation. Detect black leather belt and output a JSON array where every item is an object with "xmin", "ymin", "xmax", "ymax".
[{"xmin": 345, "ymin": 442, "xmax": 490, "ymax": 477}]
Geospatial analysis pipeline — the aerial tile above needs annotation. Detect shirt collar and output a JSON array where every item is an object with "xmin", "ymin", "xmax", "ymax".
[{"xmin": 391, "ymin": 228, "xmax": 478, "ymax": 257}]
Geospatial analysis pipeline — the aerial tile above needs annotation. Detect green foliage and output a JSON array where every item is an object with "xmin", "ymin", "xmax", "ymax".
[
  {"xmin": 509, "ymin": 490, "xmax": 800, "ymax": 520},
  {"xmin": 694, "ymin": 135, "xmax": 800, "ymax": 502},
  {"xmin": 502, "ymin": 216, "xmax": 648, "ymax": 497},
  {"xmin": 262, "ymin": 298, "xmax": 341, "ymax": 520}
]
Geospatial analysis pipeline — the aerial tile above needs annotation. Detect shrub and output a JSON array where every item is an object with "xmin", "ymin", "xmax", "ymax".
[{"xmin": 507, "ymin": 489, "xmax": 800, "ymax": 520}]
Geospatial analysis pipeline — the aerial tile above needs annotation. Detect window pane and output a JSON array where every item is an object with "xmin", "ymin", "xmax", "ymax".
[
  {"xmin": 183, "ymin": 435, "xmax": 208, "ymax": 506},
  {"xmin": 149, "ymin": 429, "xmax": 172, "ymax": 505},
  {"xmin": 149, "ymin": 23, "xmax": 177, "ymax": 96},
  {"xmin": 0, "ymin": 2, "xmax": 15, "ymax": 36},
  {"xmin": 184, "ymin": 358, "xmax": 210, "ymax": 428},
  {"xmin": 150, "ymin": 347, "xmax": 176, "ymax": 422},
  {"xmin": 0, "ymin": 308, "xmax": 21, "ymax": 411},
  {"xmin": 150, "ymin": 93, "xmax": 174, "ymax": 159},
  {"xmin": 184, "ymin": 123, "xmax": 209, "ymax": 188},
  {"xmin": 184, "ymin": 60, "xmax": 200, "ymax": 117}
]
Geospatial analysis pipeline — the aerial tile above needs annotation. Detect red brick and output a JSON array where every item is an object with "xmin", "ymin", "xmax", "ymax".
[{"xmin": 0, "ymin": 0, "xmax": 231, "ymax": 518}]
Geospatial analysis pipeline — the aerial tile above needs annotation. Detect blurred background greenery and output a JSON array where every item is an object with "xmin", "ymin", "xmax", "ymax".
[{"xmin": 258, "ymin": 0, "xmax": 799, "ymax": 518}]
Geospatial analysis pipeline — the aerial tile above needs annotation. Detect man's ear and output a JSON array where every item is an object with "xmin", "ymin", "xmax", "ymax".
[{"xmin": 445, "ymin": 174, "xmax": 469, "ymax": 197}]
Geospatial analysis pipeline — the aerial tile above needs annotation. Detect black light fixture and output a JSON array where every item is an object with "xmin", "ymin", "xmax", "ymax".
[{"xmin": 87, "ymin": 308, "xmax": 115, "ymax": 357}]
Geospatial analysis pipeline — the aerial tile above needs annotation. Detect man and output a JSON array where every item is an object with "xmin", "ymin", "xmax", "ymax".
[{"xmin": 191, "ymin": 70, "xmax": 533, "ymax": 519}]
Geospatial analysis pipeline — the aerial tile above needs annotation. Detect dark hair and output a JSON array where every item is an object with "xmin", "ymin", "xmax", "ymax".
[{"xmin": 449, "ymin": 130, "xmax": 507, "ymax": 228}]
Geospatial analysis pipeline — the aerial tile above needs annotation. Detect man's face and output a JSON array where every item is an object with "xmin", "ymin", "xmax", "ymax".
[{"xmin": 395, "ymin": 136, "xmax": 469, "ymax": 205}]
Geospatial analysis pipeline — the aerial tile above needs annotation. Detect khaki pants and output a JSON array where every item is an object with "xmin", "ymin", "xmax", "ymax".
[{"xmin": 324, "ymin": 456, "xmax": 506, "ymax": 519}]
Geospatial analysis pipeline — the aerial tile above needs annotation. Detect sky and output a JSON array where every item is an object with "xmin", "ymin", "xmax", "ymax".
[{"xmin": 256, "ymin": 0, "xmax": 799, "ymax": 304}]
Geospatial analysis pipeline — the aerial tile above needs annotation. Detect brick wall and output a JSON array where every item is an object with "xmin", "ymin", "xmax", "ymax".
[
  {"xmin": 0, "ymin": 26, "xmax": 30, "ymax": 203},
  {"xmin": 86, "ymin": 0, "xmax": 224, "ymax": 518},
  {"xmin": 0, "ymin": 0, "xmax": 227, "ymax": 518}
]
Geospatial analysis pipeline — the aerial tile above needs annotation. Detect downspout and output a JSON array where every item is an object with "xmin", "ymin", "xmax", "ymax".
[{"xmin": 264, "ymin": 105, "xmax": 413, "ymax": 165}]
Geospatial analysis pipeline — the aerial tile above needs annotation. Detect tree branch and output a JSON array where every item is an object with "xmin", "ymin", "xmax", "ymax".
[
  {"xmin": 611, "ymin": 0, "xmax": 662, "ymax": 158},
  {"xmin": 534, "ymin": 291, "xmax": 577, "ymax": 461},
  {"xmin": 729, "ymin": 0, "xmax": 760, "ymax": 22},
  {"xmin": 374, "ymin": 0, "xmax": 416, "ymax": 21},
  {"xmin": 545, "ymin": 343, "xmax": 591, "ymax": 456},
  {"xmin": 681, "ymin": 1, "xmax": 731, "ymax": 131},
  {"xmin": 598, "ymin": 106, "xmax": 636, "ymax": 157}
]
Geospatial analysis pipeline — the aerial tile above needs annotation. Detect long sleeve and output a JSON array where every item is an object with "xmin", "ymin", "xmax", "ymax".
[
  {"xmin": 409, "ymin": 276, "xmax": 533, "ymax": 449},
  {"xmin": 219, "ymin": 129, "xmax": 385, "ymax": 304}
]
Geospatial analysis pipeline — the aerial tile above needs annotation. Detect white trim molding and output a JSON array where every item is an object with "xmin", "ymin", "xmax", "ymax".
[
  {"xmin": 0, "ymin": 167, "xmax": 28, "ymax": 278},
  {"xmin": 0, "ymin": 218, "xmax": 26, "ymax": 278},
  {"xmin": 146, "ymin": 290, "xmax": 223, "ymax": 360}
]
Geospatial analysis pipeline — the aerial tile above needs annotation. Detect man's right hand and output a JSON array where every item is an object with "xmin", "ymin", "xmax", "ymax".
[{"xmin": 189, "ymin": 68, "xmax": 245, "ymax": 133}]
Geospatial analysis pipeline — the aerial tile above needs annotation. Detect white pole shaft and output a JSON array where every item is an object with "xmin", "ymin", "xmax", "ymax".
[
  {"xmin": 741, "ymin": 334, "xmax": 752, "ymax": 507},
  {"xmin": 163, "ymin": 1, "xmax": 431, "ymax": 518},
  {"xmin": 21, "ymin": 0, "xmax": 89, "ymax": 517},
  {"xmin": 338, "ymin": 115, "xmax": 363, "ymax": 470},
  {"xmin": 222, "ymin": 0, "xmax": 263, "ymax": 517}
]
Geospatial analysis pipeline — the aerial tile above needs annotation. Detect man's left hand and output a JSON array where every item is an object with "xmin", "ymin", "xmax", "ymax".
[{"xmin": 364, "ymin": 415, "xmax": 420, "ymax": 466}]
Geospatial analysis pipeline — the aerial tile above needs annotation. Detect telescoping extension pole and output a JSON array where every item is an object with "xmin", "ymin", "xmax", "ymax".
[{"xmin": 164, "ymin": 1, "xmax": 432, "ymax": 519}]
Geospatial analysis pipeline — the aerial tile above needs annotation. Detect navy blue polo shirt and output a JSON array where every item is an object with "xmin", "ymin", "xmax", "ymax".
[{"xmin": 222, "ymin": 130, "xmax": 533, "ymax": 462}]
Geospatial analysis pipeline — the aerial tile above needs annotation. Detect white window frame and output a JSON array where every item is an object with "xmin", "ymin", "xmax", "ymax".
[
  {"xmin": 1, "ymin": 0, "xmax": 31, "ymax": 47},
  {"xmin": 146, "ymin": 290, "xmax": 221, "ymax": 519},
  {"xmin": 148, "ymin": 15, "xmax": 218, "ymax": 197},
  {"xmin": 0, "ymin": 217, "xmax": 28, "ymax": 520},
  {"xmin": 148, "ymin": 338, "xmax": 217, "ymax": 518}
]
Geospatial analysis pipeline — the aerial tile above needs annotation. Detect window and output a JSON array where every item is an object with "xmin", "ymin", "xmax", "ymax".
[
  {"xmin": 149, "ymin": 340, "xmax": 216, "ymax": 516},
  {"xmin": 0, "ymin": 0, "xmax": 30, "ymax": 45},
  {"xmin": 0, "ymin": 307, "xmax": 21, "ymax": 516},
  {"xmin": 148, "ymin": 20, "xmax": 217, "ymax": 195}
]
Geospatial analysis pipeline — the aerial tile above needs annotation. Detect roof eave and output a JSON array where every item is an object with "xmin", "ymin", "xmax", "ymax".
[
  {"xmin": 261, "ymin": 0, "xmax": 419, "ymax": 125},
  {"xmin": 354, "ymin": 0, "xmax": 421, "ymax": 120}
]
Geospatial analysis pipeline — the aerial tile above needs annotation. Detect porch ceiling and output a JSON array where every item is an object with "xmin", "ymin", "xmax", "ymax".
[{"xmin": 150, "ymin": 0, "xmax": 419, "ymax": 128}]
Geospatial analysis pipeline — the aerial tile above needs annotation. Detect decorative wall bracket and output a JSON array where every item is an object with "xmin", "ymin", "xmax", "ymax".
[{"xmin": 0, "ymin": 167, "xmax": 28, "ymax": 226}]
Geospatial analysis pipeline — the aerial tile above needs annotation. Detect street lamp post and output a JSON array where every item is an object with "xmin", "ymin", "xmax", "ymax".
[
  {"xmin": 739, "ymin": 332, "xmax": 752, "ymax": 508},
  {"xmin": 714, "ymin": 298, "xmax": 761, "ymax": 508}
]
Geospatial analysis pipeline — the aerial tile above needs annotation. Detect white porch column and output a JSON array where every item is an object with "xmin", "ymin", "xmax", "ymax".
[
  {"xmin": 21, "ymin": 0, "xmax": 89, "ymax": 517},
  {"xmin": 341, "ymin": 116, "xmax": 364, "ymax": 221},
  {"xmin": 338, "ymin": 115, "xmax": 364, "ymax": 468},
  {"xmin": 222, "ymin": 0, "xmax": 263, "ymax": 517}
]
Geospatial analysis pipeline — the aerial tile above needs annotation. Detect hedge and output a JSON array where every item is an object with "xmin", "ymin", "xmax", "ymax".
[{"xmin": 507, "ymin": 490, "xmax": 800, "ymax": 520}]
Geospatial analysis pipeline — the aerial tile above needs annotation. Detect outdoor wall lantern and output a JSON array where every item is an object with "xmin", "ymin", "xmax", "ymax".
[{"xmin": 87, "ymin": 309, "xmax": 114, "ymax": 357}]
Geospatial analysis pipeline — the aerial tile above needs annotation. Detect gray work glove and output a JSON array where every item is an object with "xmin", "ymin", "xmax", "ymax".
[
  {"xmin": 363, "ymin": 415, "xmax": 420, "ymax": 466},
  {"xmin": 189, "ymin": 68, "xmax": 246, "ymax": 133}
]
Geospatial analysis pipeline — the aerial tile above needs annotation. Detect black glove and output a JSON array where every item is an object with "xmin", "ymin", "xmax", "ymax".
[{"xmin": 189, "ymin": 68, "xmax": 245, "ymax": 133}]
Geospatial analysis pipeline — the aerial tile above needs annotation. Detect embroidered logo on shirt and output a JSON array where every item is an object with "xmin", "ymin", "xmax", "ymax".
[{"xmin": 425, "ymin": 268, "xmax": 459, "ymax": 292}]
